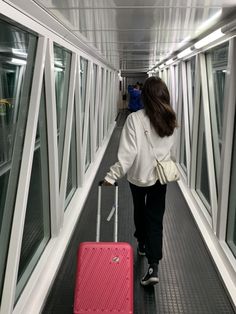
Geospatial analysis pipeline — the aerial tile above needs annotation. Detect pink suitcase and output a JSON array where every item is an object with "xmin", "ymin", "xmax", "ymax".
[{"xmin": 74, "ymin": 182, "xmax": 133, "ymax": 314}]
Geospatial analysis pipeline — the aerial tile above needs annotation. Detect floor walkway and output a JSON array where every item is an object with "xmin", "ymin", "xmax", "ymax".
[{"xmin": 43, "ymin": 110, "xmax": 235, "ymax": 314}]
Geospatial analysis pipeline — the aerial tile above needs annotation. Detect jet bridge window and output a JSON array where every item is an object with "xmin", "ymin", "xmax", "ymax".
[
  {"xmin": 0, "ymin": 18, "xmax": 37, "ymax": 302},
  {"xmin": 206, "ymin": 42, "xmax": 229, "ymax": 190},
  {"xmin": 53, "ymin": 44, "xmax": 72, "ymax": 184},
  {"xmin": 226, "ymin": 120, "xmax": 236, "ymax": 257}
]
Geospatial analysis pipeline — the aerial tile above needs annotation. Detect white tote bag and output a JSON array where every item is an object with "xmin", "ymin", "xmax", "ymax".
[{"xmin": 155, "ymin": 159, "xmax": 180, "ymax": 185}]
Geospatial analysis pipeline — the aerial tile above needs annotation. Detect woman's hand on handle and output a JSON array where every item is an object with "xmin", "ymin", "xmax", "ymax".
[{"xmin": 102, "ymin": 179, "xmax": 113, "ymax": 186}]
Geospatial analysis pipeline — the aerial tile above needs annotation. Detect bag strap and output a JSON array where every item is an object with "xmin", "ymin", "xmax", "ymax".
[
  {"xmin": 137, "ymin": 111, "xmax": 169, "ymax": 162},
  {"xmin": 137, "ymin": 111, "xmax": 158, "ymax": 160}
]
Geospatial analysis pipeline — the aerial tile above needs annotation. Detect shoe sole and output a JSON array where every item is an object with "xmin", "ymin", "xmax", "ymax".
[{"xmin": 140, "ymin": 277, "xmax": 159, "ymax": 286}]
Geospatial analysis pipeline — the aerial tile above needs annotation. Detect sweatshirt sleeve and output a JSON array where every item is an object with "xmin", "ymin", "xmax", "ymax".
[{"xmin": 105, "ymin": 115, "xmax": 137, "ymax": 184}]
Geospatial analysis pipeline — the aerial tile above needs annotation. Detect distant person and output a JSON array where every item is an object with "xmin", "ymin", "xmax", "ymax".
[
  {"xmin": 128, "ymin": 84, "xmax": 133, "ymax": 94},
  {"xmin": 103, "ymin": 77, "xmax": 177, "ymax": 286},
  {"xmin": 128, "ymin": 84, "xmax": 143, "ymax": 112}
]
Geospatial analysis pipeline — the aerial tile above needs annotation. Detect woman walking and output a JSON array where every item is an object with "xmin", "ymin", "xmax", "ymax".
[{"xmin": 104, "ymin": 77, "xmax": 177, "ymax": 286}]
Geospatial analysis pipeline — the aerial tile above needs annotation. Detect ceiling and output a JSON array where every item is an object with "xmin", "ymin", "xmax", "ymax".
[{"xmin": 35, "ymin": 0, "xmax": 236, "ymax": 73}]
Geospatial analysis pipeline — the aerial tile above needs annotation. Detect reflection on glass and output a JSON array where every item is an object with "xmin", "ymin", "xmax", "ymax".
[
  {"xmin": 180, "ymin": 99, "xmax": 187, "ymax": 172},
  {"xmin": 54, "ymin": 44, "xmax": 71, "ymax": 181},
  {"xmin": 227, "ymin": 121, "xmax": 236, "ymax": 257},
  {"xmin": 16, "ymin": 81, "xmax": 50, "ymax": 300},
  {"xmin": 93, "ymin": 64, "xmax": 99, "ymax": 150},
  {"xmin": 80, "ymin": 57, "xmax": 88, "ymax": 138},
  {"xmin": 187, "ymin": 57, "xmax": 195, "ymax": 139},
  {"xmin": 196, "ymin": 94, "xmax": 211, "ymax": 213},
  {"xmin": 65, "ymin": 103, "xmax": 77, "ymax": 207},
  {"xmin": 103, "ymin": 70, "xmax": 108, "ymax": 137},
  {"xmin": 0, "ymin": 19, "xmax": 37, "ymax": 301},
  {"xmin": 85, "ymin": 117, "xmax": 91, "ymax": 171},
  {"xmin": 190, "ymin": 57, "xmax": 196, "ymax": 101},
  {"xmin": 101, "ymin": 68, "xmax": 104, "ymax": 140}
]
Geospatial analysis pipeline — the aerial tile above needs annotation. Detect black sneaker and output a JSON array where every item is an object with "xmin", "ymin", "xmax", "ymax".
[
  {"xmin": 140, "ymin": 263, "xmax": 159, "ymax": 286},
  {"xmin": 138, "ymin": 243, "xmax": 146, "ymax": 256}
]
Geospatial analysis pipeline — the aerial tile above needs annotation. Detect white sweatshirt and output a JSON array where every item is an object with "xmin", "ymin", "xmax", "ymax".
[{"xmin": 105, "ymin": 109, "xmax": 176, "ymax": 187}]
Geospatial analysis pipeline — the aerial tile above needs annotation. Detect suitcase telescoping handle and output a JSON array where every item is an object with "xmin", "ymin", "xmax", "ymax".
[{"xmin": 97, "ymin": 181, "xmax": 118, "ymax": 242}]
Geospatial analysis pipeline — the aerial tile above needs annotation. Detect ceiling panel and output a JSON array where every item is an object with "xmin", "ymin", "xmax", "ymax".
[{"xmin": 36, "ymin": 0, "xmax": 236, "ymax": 72}]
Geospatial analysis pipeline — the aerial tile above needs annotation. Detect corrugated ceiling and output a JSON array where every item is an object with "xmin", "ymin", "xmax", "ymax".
[{"xmin": 35, "ymin": 0, "xmax": 236, "ymax": 72}]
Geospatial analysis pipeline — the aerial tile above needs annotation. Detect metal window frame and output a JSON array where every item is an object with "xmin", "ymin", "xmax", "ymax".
[
  {"xmin": 75, "ymin": 53, "xmax": 83, "ymax": 187},
  {"xmin": 206, "ymin": 53, "xmax": 221, "ymax": 187},
  {"xmin": 59, "ymin": 53, "xmax": 77, "ymax": 217},
  {"xmin": 90, "ymin": 63, "xmax": 97, "ymax": 161},
  {"xmin": 189, "ymin": 54, "xmax": 213, "ymax": 224},
  {"xmin": 181, "ymin": 61, "xmax": 191, "ymax": 185},
  {"xmin": 54, "ymin": 47, "xmax": 72, "ymax": 187},
  {"xmin": 82, "ymin": 59, "xmax": 92, "ymax": 172},
  {"xmin": 186, "ymin": 59, "xmax": 194, "ymax": 141},
  {"xmin": 104, "ymin": 69, "xmax": 109, "ymax": 135},
  {"xmin": 101, "ymin": 67, "xmax": 107, "ymax": 140},
  {"xmin": 190, "ymin": 55, "xmax": 201, "ymax": 189},
  {"xmin": 96, "ymin": 66, "xmax": 102, "ymax": 149},
  {"xmin": 195, "ymin": 100, "xmax": 212, "ymax": 214},
  {"xmin": 199, "ymin": 53, "xmax": 218, "ymax": 232},
  {"xmin": 176, "ymin": 63, "xmax": 183, "ymax": 165},
  {"xmin": 44, "ymin": 39, "xmax": 60, "ymax": 236},
  {"xmin": 169, "ymin": 65, "xmax": 176, "ymax": 109},
  {"xmin": 218, "ymin": 38, "xmax": 236, "ymax": 243}
]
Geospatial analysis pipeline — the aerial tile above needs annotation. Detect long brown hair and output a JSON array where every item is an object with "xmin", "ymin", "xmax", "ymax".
[{"xmin": 141, "ymin": 76, "xmax": 177, "ymax": 137}]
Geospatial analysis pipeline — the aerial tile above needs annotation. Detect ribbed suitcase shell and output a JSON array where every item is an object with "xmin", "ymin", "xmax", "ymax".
[{"xmin": 74, "ymin": 242, "xmax": 133, "ymax": 314}]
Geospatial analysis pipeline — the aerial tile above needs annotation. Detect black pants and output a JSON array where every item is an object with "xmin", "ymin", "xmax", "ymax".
[{"xmin": 129, "ymin": 181, "xmax": 167, "ymax": 264}]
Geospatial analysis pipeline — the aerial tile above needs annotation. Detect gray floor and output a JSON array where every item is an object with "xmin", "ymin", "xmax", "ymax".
[{"xmin": 42, "ymin": 110, "xmax": 235, "ymax": 314}]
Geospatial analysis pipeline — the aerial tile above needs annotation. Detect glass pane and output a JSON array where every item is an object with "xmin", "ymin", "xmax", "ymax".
[
  {"xmin": 85, "ymin": 110, "xmax": 91, "ymax": 171},
  {"xmin": 16, "ymin": 81, "xmax": 50, "ymax": 300},
  {"xmin": 206, "ymin": 42, "xmax": 229, "ymax": 190},
  {"xmin": 80, "ymin": 57, "xmax": 88, "ymax": 138},
  {"xmin": 54, "ymin": 44, "xmax": 71, "ymax": 181},
  {"xmin": 187, "ymin": 57, "xmax": 195, "ymax": 141},
  {"xmin": 65, "ymin": 103, "xmax": 77, "ymax": 207},
  {"xmin": 93, "ymin": 64, "xmax": 99, "ymax": 151},
  {"xmin": 0, "ymin": 18, "xmax": 37, "ymax": 301},
  {"xmin": 103, "ymin": 71, "xmax": 108, "ymax": 137},
  {"xmin": 174, "ymin": 66, "xmax": 179, "ymax": 111},
  {"xmin": 101, "ymin": 68, "xmax": 104, "ymax": 140},
  {"xmin": 227, "ymin": 121, "xmax": 236, "ymax": 257},
  {"xmin": 196, "ymin": 94, "xmax": 211, "ymax": 213},
  {"xmin": 190, "ymin": 57, "xmax": 196, "ymax": 101},
  {"xmin": 207, "ymin": 42, "xmax": 228, "ymax": 150},
  {"xmin": 180, "ymin": 100, "xmax": 187, "ymax": 172}
]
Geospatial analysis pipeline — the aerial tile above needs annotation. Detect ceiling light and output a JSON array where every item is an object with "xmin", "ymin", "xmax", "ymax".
[
  {"xmin": 177, "ymin": 48, "xmax": 192, "ymax": 59},
  {"xmin": 194, "ymin": 29, "xmax": 224, "ymax": 49},
  {"xmin": 166, "ymin": 58, "xmax": 175, "ymax": 66}
]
